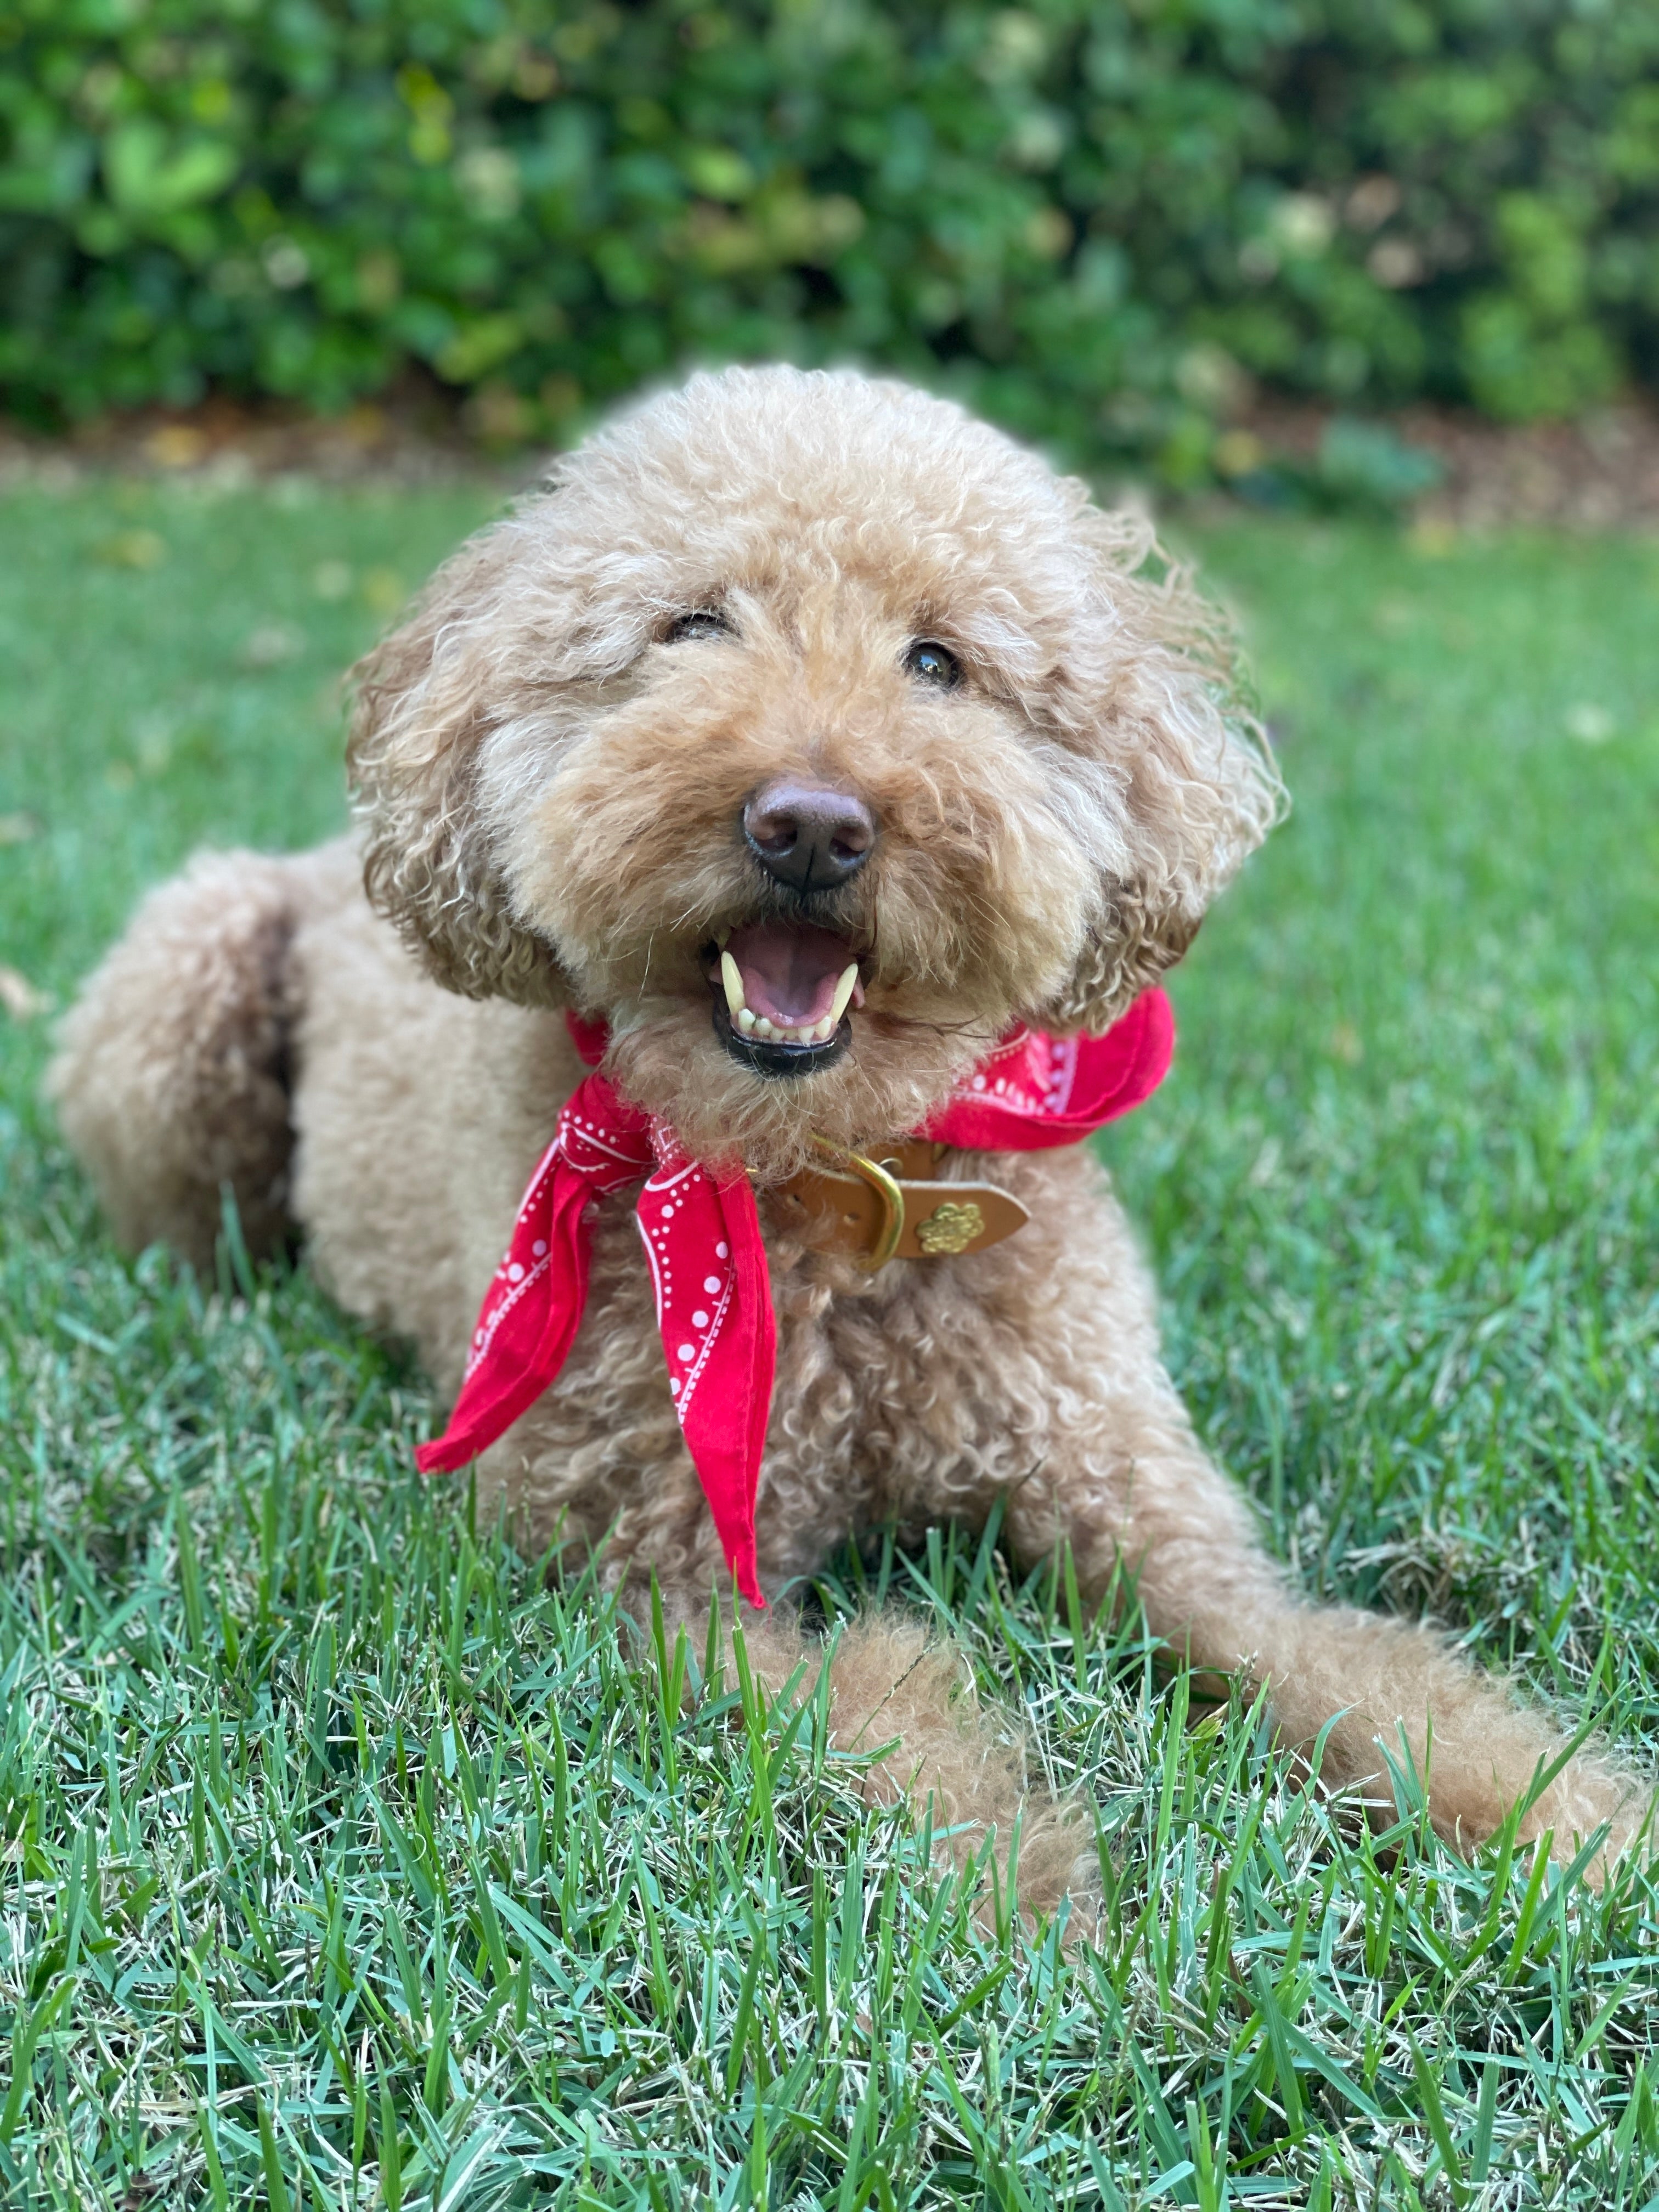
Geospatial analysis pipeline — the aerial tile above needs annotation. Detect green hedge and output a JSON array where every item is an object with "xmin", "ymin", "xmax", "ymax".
[{"xmin": 3, "ymin": 0, "xmax": 1657, "ymax": 477}]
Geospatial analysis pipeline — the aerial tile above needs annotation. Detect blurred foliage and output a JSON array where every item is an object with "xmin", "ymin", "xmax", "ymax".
[{"xmin": 2, "ymin": 0, "xmax": 1657, "ymax": 475}]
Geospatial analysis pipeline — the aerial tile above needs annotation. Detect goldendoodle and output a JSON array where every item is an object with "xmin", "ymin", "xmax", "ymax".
[{"xmin": 50, "ymin": 365, "xmax": 1646, "ymax": 1912}]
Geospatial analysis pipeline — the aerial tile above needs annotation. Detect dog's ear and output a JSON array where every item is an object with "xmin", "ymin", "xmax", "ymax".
[
  {"xmin": 346, "ymin": 526, "xmax": 571, "ymax": 1008},
  {"xmin": 1031, "ymin": 506, "xmax": 1285, "ymax": 1034}
]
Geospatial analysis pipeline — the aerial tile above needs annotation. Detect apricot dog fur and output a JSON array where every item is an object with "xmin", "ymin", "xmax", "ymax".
[{"xmin": 50, "ymin": 366, "xmax": 1646, "ymax": 1911}]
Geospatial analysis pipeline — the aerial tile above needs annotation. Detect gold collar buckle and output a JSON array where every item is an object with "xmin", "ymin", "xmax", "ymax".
[{"xmin": 808, "ymin": 1136, "xmax": 906, "ymax": 1272}]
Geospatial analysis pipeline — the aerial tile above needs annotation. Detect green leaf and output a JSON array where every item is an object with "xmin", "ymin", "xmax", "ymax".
[{"xmin": 104, "ymin": 119, "xmax": 238, "ymax": 217}]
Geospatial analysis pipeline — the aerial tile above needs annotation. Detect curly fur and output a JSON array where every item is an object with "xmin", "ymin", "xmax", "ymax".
[
  {"xmin": 50, "ymin": 366, "xmax": 1650, "ymax": 1917},
  {"xmin": 48, "ymin": 849, "xmax": 305, "ymax": 1270}
]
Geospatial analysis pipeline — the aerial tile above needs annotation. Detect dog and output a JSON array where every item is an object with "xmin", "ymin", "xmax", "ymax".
[{"xmin": 49, "ymin": 365, "xmax": 1647, "ymax": 1915}]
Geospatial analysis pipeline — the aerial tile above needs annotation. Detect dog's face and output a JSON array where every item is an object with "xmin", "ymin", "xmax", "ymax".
[{"xmin": 350, "ymin": 368, "xmax": 1280, "ymax": 1171}]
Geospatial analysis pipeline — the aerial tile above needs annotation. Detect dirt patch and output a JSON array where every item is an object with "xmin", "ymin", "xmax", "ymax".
[
  {"xmin": 1226, "ymin": 394, "xmax": 1659, "ymax": 531},
  {"xmin": 5, "ymin": 386, "xmax": 1659, "ymax": 529},
  {"xmin": 0, "ymin": 387, "xmax": 531, "ymax": 495}
]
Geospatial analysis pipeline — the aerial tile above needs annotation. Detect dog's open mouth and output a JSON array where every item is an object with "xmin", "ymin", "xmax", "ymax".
[{"xmin": 704, "ymin": 920, "xmax": 866, "ymax": 1079}]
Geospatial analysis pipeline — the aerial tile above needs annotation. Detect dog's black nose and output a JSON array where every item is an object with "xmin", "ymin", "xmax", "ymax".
[{"xmin": 742, "ymin": 778, "xmax": 876, "ymax": 895}]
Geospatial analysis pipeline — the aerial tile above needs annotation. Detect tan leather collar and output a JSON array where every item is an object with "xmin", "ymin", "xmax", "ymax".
[{"xmin": 770, "ymin": 1136, "xmax": 1030, "ymax": 1272}]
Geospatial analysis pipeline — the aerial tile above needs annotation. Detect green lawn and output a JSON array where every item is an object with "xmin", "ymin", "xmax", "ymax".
[{"xmin": 1, "ymin": 477, "xmax": 1656, "ymax": 2209}]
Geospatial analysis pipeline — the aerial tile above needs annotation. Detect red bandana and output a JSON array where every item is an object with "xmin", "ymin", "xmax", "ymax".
[{"xmin": 417, "ymin": 989, "xmax": 1174, "ymax": 1607}]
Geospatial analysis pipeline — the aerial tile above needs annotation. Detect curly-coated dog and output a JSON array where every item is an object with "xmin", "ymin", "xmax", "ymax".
[{"xmin": 51, "ymin": 366, "xmax": 1647, "ymax": 1914}]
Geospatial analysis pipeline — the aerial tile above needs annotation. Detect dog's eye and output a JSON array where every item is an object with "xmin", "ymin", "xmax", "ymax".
[
  {"xmin": 666, "ymin": 610, "xmax": 732, "ymax": 644},
  {"xmin": 904, "ymin": 639, "xmax": 961, "ymax": 689}
]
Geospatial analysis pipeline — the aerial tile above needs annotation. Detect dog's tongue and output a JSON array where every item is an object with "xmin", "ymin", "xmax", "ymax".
[{"xmin": 725, "ymin": 921, "xmax": 860, "ymax": 1026}]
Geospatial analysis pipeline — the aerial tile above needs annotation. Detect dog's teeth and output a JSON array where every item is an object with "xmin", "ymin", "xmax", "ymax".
[
  {"xmin": 812, "ymin": 1018, "xmax": 833, "ymax": 1043},
  {"xmin": 719, "ymin": 951, "xmax": 745, "ymax": 1020},
  {"xmin": 736, "ymin": 1007, "xmax": 755, "ymax": 1032},
  {"xmin": 714, "ymin": 928, "xmax": 730, "ymax": 949},
  {"xmin": 753, "ymin": 1017, "xmax": 776, "ymax": 1040},
  {"xmin": 828, "ymin": 963, "xmax": 859, "ymax": 1026}
]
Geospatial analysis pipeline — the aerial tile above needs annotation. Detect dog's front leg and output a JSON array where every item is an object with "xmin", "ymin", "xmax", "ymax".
[
  {"xmin": 1012, "ymin": 1374, "xmax": 1649, "ymax": 1869},
  {"xmin": 634, "ymin": 1585, "xmax": 1095, "ymax": 1930}
]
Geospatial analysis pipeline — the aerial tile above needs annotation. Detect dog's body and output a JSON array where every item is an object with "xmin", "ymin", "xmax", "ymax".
[{"xmin": 52, "ymin": 368, "xmax": 1646, "ymax": 1903}]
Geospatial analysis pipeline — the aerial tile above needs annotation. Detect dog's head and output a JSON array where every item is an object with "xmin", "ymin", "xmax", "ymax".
[{"xmin": 349, "ymin": 366, "xmax": 1282, "ymax": 1172}]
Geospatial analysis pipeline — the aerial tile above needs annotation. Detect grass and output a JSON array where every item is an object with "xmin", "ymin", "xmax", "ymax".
[{"xmin": 0, "ymin": 473, "xmax": 1656, "ymax": 2209}]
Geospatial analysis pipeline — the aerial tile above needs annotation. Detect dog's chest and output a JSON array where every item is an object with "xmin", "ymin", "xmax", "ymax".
[{"xmin": 556, "ymin": 1143, "xmax": 1152, "ymax": 1530}]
